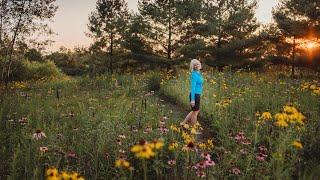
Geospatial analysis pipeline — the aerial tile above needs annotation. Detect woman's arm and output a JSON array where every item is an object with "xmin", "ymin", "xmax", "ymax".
[{"xmin": 190, "ymin": 72, "xmax": 197, "ymax": 101}]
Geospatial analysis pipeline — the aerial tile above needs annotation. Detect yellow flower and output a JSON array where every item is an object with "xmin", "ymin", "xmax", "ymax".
[
  {"xmin": 148, "ymin": 140, "xmax": 164, "ymax": 150},
  {"xmin": 190, "ymin": 128, "xmax": 197, "ymax": 135},
  {"xmin": 292, "ymin": 140, "xmax": 303, "ymax": 149},
  {"xmin": 207, "ymin": 139, "xmax": 214, "ymax": 149},
  {"xmin": 170, "ymin": 125, "xmax": 180, "ymax": 133},
  {"xmin": 115, "ymin": 159, "xmax": 130, "ymax": 169},
  {"xmin": 198, "ymin": 142, "xmax": 207, "ymax": 150},
  {"xmin": 60, "ymin": 171, "xmax": 71, "ymax": 180},
  {"xmin": 183, "ymin": 123, "xmax": 190, "ymax": 129},
  {"xmin": 46, "ymin": 167, "xmax": 59, "ymax": 180},
  {"xmin": 181, "ymin": 132, "xmax": 194, "ymax": 144},
  {"xmin": 274, "ymin": 120, "xmax": 288, "ymax": 127},
  {"xmin": 168, "ymin": 142, "xmax": 179, "ymax": 151},
  {"xmin": 310, "ymin": 85, "xmax": 316, "ymax": 90},
  {"xmin": 131, "ymin": 141, "xmax": 156, "ymax": 159},
  {"xmin": 136, "ymin": 146, "xmax": 155, "ymax": 159},
  {"xmin": 261, "ymin": 112, "xmax": 272, "ymax": 120},
  {"xmin": 275, "ymin": 113, "xmax": 288, "ymax": 122},
  {"xmin": 70, "ymin": 172, "xmax": 85, "ymax": 180},
  {"xmin": 283, "ymin": 106, "xmax": 298, "ymax": 114},
  {"xmin": 131, "ymin": 144, "xmax": 142, "ymax": 153},
  {"xmin": 272, "ymin": 152, "xmax": 283, "ymax": 160}
]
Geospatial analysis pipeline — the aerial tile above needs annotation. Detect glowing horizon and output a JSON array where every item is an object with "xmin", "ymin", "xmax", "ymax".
[{"xmin": 45, "ymin": 0, "xmax": 278, "ymax": 53}]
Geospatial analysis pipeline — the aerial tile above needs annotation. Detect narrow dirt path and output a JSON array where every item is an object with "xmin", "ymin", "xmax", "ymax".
[{"xmin": 156, "ymin": 91, "xmax": 213, "ymax": 141}]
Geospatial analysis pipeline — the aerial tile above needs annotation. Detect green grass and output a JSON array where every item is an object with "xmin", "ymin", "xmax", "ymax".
[
  {"xmin": 0, "ymin": 72, "xmax": 195, "ymax": 179},
  {"xmin": 161, "ymin": 66, "xmax": 320, "ymax": 179},
  {"xmin": 1, "ymin": 66, "xmax": 319, "ymax": 179}
]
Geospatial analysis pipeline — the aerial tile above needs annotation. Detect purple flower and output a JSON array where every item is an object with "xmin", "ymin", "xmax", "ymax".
[
  {"xmin": 201, "ymin": 152, "xmax": 211, "ymax": 160},
  {"xmin": 204, "ymin": 160, "xmax": 215, "ymax": 167},
  {"xmin": 230, "ymin": 167, "xmax": 241, "ymax": 176},
  {"xmin": 32, "ymin": 129, "xmax": 46, "ymax": 140},
  {"xmin": 196, "ymin": 171, "xmax": 206, "ymax": 178}
]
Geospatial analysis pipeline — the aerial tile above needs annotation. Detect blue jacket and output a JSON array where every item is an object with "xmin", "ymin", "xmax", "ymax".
[{"xmin": 190, "ymin": 70, "xmax": 204, "ymax": 101}]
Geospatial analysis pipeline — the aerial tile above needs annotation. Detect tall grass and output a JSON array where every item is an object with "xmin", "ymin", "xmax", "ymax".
[{"xmin": 161, "ymin": 66, "xmax": 320, "ymax": 178}]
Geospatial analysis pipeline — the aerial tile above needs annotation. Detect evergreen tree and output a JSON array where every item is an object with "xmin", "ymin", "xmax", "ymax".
[
  {"xmin": 138, "ymin": 0, "xmax": 181, "ymax": 60},
  {"xmin": 201, "ymin": 0, "xmax": 260, "ymax": 68},
  {"xmin": 273, "ymin": 0, "xmax": 320, "ymax": 75},
  {"xmin": 88, "ymin": 0, "xmax": 129, "ymax": 72},
  {"xmin": 122, "ymin": 13, "xmax": 153, "ymax": 54},
  {"xmin": 175, "ymin": 0, "xmax": 207, "ymax": 59}
]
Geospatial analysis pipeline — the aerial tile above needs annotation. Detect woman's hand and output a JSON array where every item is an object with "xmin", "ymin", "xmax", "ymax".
[{"xmin": 190, "ymin": 100, "xmax": 195, "ymax": 107}]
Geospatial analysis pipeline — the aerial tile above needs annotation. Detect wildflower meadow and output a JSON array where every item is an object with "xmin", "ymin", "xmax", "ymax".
[{"xmin": 1, "ymin": 65, "xmax": 320, "ymax": 179}]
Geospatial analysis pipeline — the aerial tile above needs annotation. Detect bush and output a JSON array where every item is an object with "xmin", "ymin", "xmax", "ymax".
[
  {"xmin": 1, "ymin": 59, "xmax": 65, "ymax": 81},
  {"xmin": 147, "ymin": 71, "xmax": 161, "ymax": 91}
]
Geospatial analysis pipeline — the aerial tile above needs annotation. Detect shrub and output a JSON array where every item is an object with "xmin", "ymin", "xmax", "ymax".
[
  {"xmin": 0, "ymin": 59, "xmax": 65, "ymax": 82},
  {"xmin": 147, "ymin": 71, "xmax": 161, "ymax": 91}
]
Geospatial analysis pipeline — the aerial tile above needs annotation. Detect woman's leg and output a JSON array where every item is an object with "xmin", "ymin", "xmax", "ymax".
[
  {"xmin": 190, "ymin": 110, "xmax": 200, "ymax": 125},
  {"xmin": 181, "ymin": 111, "xmax": 193, "ymax": 125}
]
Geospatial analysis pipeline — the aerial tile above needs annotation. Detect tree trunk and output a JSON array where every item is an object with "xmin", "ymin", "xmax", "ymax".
[
  {"xmin": 109, "ymin": 31, "xmax": 113, "ymax": 74},
  {"xmin": 2, "ymin": 0, "xmax": 26, "ymax": 85},
  {"xmin": 291, "ymin": 36, "xmax": 296, "ymax": 77},
  {"xmin": 5, "ymin": 12, "xmax": 22, "ymax": 85},
  {"xmin": 216, "ymin": 2, "xmax": 223, "ymax": 69},
  {"xmin": 167, "ymin": 0, "xmax": 172, "ymax": 60}
]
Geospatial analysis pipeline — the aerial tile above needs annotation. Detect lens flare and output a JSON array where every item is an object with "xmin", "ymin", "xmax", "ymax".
[{"xmin": 305, "ymin": 41, "xmax": 318, "ymax": 50}]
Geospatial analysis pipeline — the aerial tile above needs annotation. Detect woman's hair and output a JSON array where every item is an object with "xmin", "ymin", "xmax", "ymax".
[{"xmin": 190, "ymin": 59, "xmax": 201, "ymax": 71}]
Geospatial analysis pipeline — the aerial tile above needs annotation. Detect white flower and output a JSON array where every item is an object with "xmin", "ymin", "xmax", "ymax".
[{"xmin": 32, "ymin": 130, "xmax": 46, "ymax": 140}]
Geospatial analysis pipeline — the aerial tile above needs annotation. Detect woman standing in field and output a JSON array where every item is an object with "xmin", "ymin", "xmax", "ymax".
[{"xmin": 180, "ymin": 59, "xmax": 204, "ymax": 126}]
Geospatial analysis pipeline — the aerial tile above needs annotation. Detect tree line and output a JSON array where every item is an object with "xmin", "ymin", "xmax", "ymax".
[
  {"xmin": 0, "ymin": 0, "xmax": 319, "ymax": 83},
  {"xmin": 86, "ymin": 0, "xmax": 319, "ymax": 73}
]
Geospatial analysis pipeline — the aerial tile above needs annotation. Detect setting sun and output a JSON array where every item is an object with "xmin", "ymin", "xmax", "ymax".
[{"xmin": 305, "ymin": 41, "xmax": 318, "ymax": 50}]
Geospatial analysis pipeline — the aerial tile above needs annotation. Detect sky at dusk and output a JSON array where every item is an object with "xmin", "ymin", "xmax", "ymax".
[{"xmin": 46, "ymin": 0, "xmax": 278, "ymax": 52}]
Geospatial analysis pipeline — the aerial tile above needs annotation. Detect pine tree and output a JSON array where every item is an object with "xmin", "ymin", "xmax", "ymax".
[
  {"xmin": 138, "ymin": 0, "xmax": 181, "ymax": 60},
  {"xmin": 122, "ymin": 13, "xmax": 153, "ymax": 54},
  {"xmin": 273, "ymin": 0, "xmax": 320, "ymax": 75},
  {"xmin": 175, "ymin": 0, "xmax": 207, "ymax": 59},
  {"xmin": 201, "ymin": 0, "xmax": 260, "ymax": 68},
  {"xmin": 88, "ymin": 0, "xmax": 129, "ymax": 72}
]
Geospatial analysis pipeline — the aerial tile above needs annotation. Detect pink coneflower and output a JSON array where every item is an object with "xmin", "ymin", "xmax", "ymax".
[
  {"xmin": 162, "ymin": 116, "xmax": 168, "ymax": 121},
  {"xmin": 255, "ymin": 152, "xmax": 267, "ymax": 162},
  {"xmin": 104, "ymin": 151, "xmax": 110, "ymax": 159},
  {"xmin": 39, "ymin": 146, "xmax": 48, "ymax": 153},
  {"xmin": 197, "ymin": 161, "xmax": 206, "ymax": 169},
  {"xmin": 68, "ymin": 111, "xmax": 75, "ymax": 118},
  {"xmin": 258, "ymin": 145, "xmax": 267, "ymax": 152},
  {"xmin": 201, "ymin": 152, "xmax": 211, "ymax": 161},
  {"xmin": 241, "ymin": 139, "xmax": 251, "ymax": 145},
  {"xmin": 118, "ymin": 133, "xmax": 126, "ymax": 139},
  {"xmin": 32, "ymin": 129, "xmax": 47, "ymax": 140},
  {"xmin": 167, "ymin": 160, "xmax": 176, "ymax": 166},
  {"xmin": 240, "ymin": 149, "xmax": 248, "ymax": 155},
  {"xmin": 158, "ymin": 126, "xmax": 169, "ymax": 134},
  {"xmin": 205, "ymin": 160, "xmax": 215, "ymax": 167},
  {"xmin": 132, "ymin": 126, "xmax": 138, "ymax": 132},
  {"xmin": 18, "ymin": 117, "xmax": 27, "ymax": 125},
  {"xmin": 192, "ymin": 164, "xmax": 198, "ymax": 170},
  {"xmin": 67, "ymin": 151, "xmax": 77, "ymax": 158},
  {"xmin": 234, "ymin": 131, "xmax": 251, "ymax": 145},
  {"xmin": 196, "ymin": 171, "xmax": 206, "ymax": 178},
  {"xmin": 143, "ymin": 126, "xmax": 152, "ymax": 133},
  {"xmin": 230, "ymin": 167, "xmax": 241, "ymax": 176},
  {"xmin": 116, "ymin": 138, "xmax": 122, "ymax": 145},
  {"xmin": 159, "ymin": 120, "xmax": 166, "ymax": 126}
]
